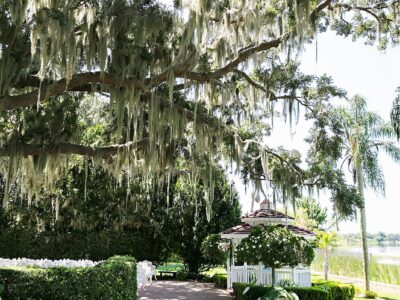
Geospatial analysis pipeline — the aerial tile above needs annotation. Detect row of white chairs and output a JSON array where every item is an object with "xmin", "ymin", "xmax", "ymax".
[
  {"xmin": 137, "ymin": 260, "xmax": 157, "ymax": 289},
  {"xmin": 0, "ymin": 258, "xmax": 98, "ymax": 268}
]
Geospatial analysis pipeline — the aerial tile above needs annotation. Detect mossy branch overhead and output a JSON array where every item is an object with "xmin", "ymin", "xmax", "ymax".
[
  {"xmin": 0, "ymin": 140, "xmax": 148, "ymax": 158},
  {"xmin": 0, "ymin": 0, "xmax": 398, "ymax": 210}
]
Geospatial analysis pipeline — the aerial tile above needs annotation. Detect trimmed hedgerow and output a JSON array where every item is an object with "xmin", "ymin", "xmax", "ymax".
[
  {"xmin": 212, "ymin": 274, "xmax": 227, "ymax": 288},
  {"xmin": 232, "ymin": 282, "xmax": 330, "ymax": 300},
  {"xmin": 313, "ymin": 280, "xmax": 355, "ymax": 300},
  {"xmin": 0, "ymin": 256, "xmax": 136, "ymax": 300}
]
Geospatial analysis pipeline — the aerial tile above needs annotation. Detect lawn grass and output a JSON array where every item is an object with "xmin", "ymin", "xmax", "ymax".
[
  {"xmin": 202, "ymin": 267, "xmax": 227, "ymax": 277},
  {"xmin": 354, "ymin": 293, "xmax": 399, "ymax": 300}
]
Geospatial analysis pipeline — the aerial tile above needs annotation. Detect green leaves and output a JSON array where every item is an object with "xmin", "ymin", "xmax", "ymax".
[
  {"xmin": 0, "ymin": 256, "xmax": 137, "ymax": 300},
  {"xmin": 391, "ymin": 87, "xmax": 400, "ymax": 139},
  {"xmin": 200, "ymin": 234, "xmax": 227, "ymax": 266},
  {"xmin": 235, "ymin": 225, "xmax": 315, "ymax": 269}
]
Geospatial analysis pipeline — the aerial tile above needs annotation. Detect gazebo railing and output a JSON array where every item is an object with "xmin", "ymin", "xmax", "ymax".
[{"xmin": 227, "ymin": 263, "xmax": 311, "ymax": 289}]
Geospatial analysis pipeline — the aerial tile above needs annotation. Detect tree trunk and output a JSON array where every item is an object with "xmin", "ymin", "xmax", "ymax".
[
  {"xmin": 271, "ymin": 267, "xmax": 276, "ymax": 286},
  {"xmin": 324, "ymin": 248, "xmax": 329, "ymax": 281},
  {"xmin": 356, "ymin": 165, "xmax": 370, "ymax": 292}
]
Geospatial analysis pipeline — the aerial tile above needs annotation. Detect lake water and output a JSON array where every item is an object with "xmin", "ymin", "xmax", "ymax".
[{"xmin": 335, "ymin": 246, "xmax": 400, "ymax": 265}]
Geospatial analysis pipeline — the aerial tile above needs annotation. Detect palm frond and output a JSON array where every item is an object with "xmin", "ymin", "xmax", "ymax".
[
  {"xmin": 370, "ymin": 122, "xmax": 397, "ymax": 140},
  {"xmin": 390, "ymin": 87, "xmax": 400, "ymax": 140},
  {"xmin": 362, "ymin": 149, "xmax": 385, "ymax": 195},
  {"xmin": 382, "ymin": 142, "xmax": 400, "ymax": 164}
]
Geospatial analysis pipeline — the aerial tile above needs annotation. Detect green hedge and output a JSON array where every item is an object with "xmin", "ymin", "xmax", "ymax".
[
  {"xmin": 212, "ymin": 274, "xmax": 227, "ymax": 288},
  {"xmin": 313, "ymin": 280, "xmax": 355, "ymax": 300},
  {"xmin": 232, "ymin": 282, "xmax": 330, "ymax": 300},
  {"xmin": 0, "ymin": 256, "xmax": 137, "ymax": 299}
]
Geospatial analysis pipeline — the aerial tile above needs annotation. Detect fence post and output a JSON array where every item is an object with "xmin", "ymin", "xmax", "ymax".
[
  {"xmin": 292, "ymin": 267, "xmax": 296, "ymax": 285},
  {"xmin": 258, "ymin": 262, "xmax": 263, "ymax": 284},
  {"xmin": 244, "ymin": 262, "xmax": 248, "ymax": 283}
]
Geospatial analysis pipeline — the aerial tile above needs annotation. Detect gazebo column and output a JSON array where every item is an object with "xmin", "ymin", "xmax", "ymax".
[
  {"xmin": 226, "ymin": 239, "xmax": 239, "ymax": 289},
  {"xmin": 226, "ymin": 255, "xmax": 231, "ymax": 289}
]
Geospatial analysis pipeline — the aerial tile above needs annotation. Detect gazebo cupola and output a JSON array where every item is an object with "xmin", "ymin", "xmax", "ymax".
[{"xmin": 240, "ymin": 199, "xmax": 294, "ymax": 226}]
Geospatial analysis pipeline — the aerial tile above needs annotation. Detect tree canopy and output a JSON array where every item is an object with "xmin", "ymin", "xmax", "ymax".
[
  {"xmin": 0, "ymin": 161, "xmax": 241, "ymax": 272},
  {"xmin": 0, "ymin": 0, "xmax": 399, "ymax": 215}
]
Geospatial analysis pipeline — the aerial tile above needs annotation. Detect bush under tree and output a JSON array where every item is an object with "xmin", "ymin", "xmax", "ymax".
[{"xmin": 236, "ymin": 225, "xmax": 314, "ymax": 286}]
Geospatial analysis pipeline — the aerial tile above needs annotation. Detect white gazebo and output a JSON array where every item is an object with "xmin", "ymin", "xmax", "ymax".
[{"xmin": 220, "ymin": 199, "xmax": 315, "ymax": 289}]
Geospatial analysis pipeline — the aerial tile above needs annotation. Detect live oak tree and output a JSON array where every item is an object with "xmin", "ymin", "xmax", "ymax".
[
  {"xmin": 0, "ymin": 162, "xmax": 241, "ymax": 270},
  {"xmin": 0, "ymin": 1, "xmax": 399, "ymax": 219}
]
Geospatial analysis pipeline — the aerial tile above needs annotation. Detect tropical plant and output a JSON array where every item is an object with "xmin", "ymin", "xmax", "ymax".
[
  {"xmin": 317, "ymin": 231, "xmax": 338, "ymax": 280},
  {"xmin": 259, "ymin": 287, "xmax": 299, "ymax": 300},
  {"xmin": 333, "ymin": 95, "xmax": 400, "ymax": 291},
  {"xmin": 235, "ymin": 225, "xmax": 314, "ymax": 286},
  {"xmin": 391, "ymin": 87, "xmax": 400, "ymax": 138}
]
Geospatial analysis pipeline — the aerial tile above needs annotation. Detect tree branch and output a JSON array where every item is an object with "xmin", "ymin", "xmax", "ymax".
[
  {"xmin": 233, "ymin": 69, "xmax": 269, "ymax": 94},
  {"xmin": 0, "ymin": 140, "xmax": 148, "ymax": 158},
  {"xmin": 310, "ymin": 0, "xmax": 334, "ymax": 23},
  {"xmin": 1, "ymin": 0, "xmax": 334, "ymax": 111}
]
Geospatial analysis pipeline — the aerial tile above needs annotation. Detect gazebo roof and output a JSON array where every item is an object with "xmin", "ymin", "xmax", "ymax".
[
  {"xmin": 241, "ymin": 208, "xmax": 294, "ymax": 220},
  {"xmin": 221, "ymin": 223, "xmax": 315, "ymax": 237}
]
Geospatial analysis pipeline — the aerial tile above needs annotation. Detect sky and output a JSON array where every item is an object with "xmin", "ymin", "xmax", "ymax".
[
  {"xmin": 157, "ymin": 0, "xmax": 400, "ymax": 233},
  {"xmin": 235, "ymin": 31, "xmax": 400, "ymax": 234}
]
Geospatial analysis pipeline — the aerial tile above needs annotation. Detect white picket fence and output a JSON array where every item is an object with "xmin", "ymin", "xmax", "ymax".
[{"xmin": 227, "ymin": 263, "xmax": 311, "ymax": 289}]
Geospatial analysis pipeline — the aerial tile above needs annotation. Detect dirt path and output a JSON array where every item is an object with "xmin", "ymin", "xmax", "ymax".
[{"xmin": 138, "ymin": 280, "xmax": 233, "ymax": 300}]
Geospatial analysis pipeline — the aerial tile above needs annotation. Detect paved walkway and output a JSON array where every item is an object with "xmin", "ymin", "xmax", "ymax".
[{"xmin": 138, "ymin": 280, "xmax": 233, "ymax": 300}]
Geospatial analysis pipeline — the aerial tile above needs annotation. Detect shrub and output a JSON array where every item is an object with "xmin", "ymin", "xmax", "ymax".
[
  {"xmin": 288, "ymin": 287, "xmax": 330, "ymax": 300},
  {"xmin": 0, "ymin": 282, "xmax": 3, "ymax": 296},
  {"xmin": 365, "ymin": 291, "xmax": 378, "ymax": 299},
  {"xmin": 232, "ymin": 282, "xmax": 329, "ymax": 300},
  {"xmin": 201, "ymin": 234, "xmax": 227, "ymax": 266},
  {"xmin": 313, "ymin": 280, "xmax": 355, "ymax": 300},
  {"xmin": 261, "ymin": 287, "xmax": 299, "ymax": 300},
  {"xmin": 198, "ymin": 274, "xmax": 214, "ymax": 283},
  {"xmin": 235, "ymin": 226, "xmax": 314, "ymax": 286},
  {"xmin": 212, "ymin": 274, "xmax": 227, "ymax": 288},
  {"xmin": 0, "ymin": 256, "xmax": 137, "ymax": 300},
  {"xmin": 176, "ymin": 269, "xmax": 189, "ymax": 281}
]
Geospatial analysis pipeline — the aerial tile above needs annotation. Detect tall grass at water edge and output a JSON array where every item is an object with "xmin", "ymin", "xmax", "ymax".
[{"xmin": 311, "ymin": 251, "xmax": 400, "ymax": 285}]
